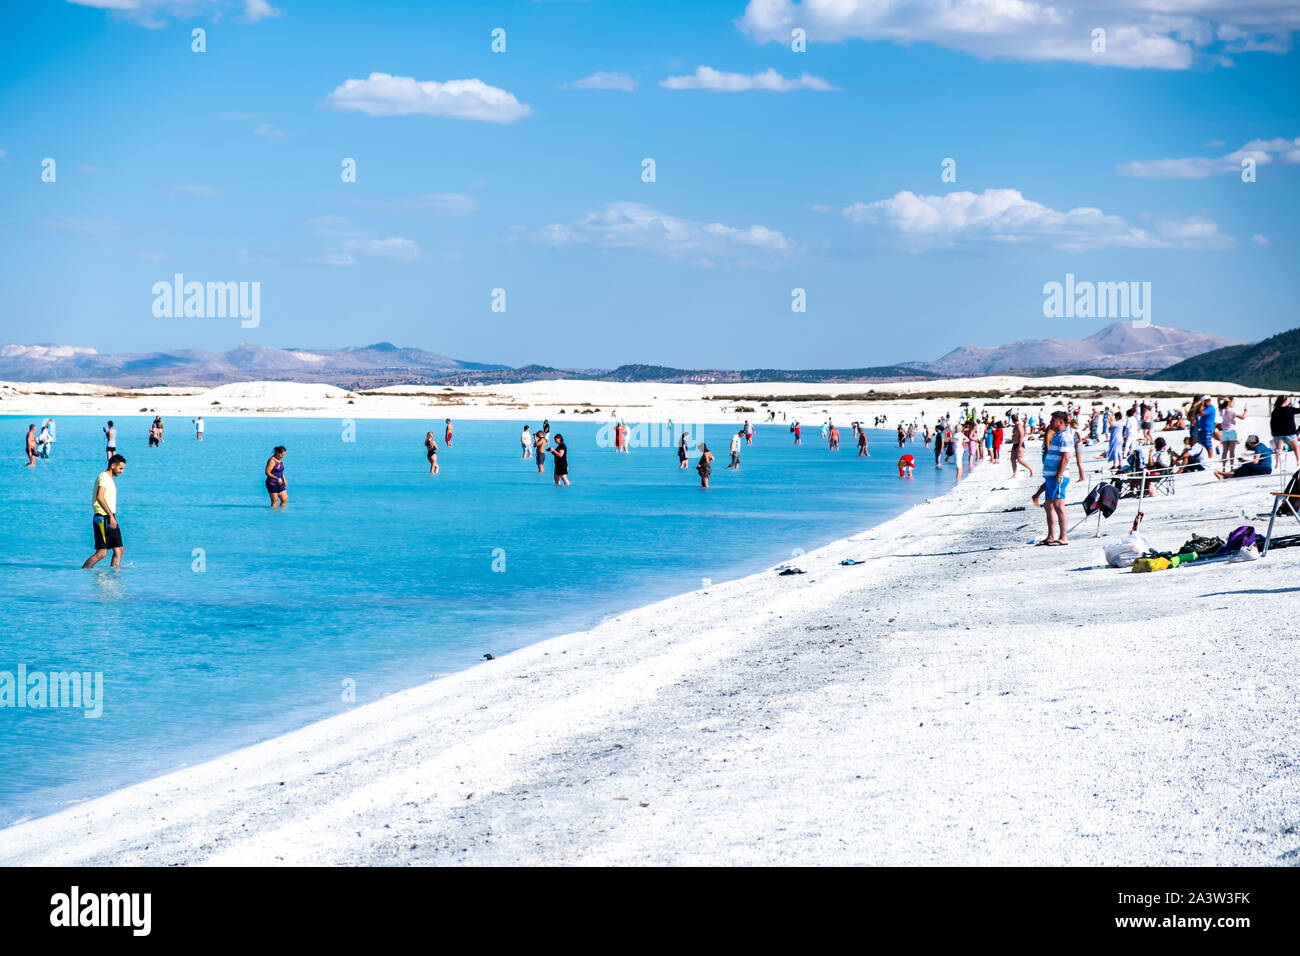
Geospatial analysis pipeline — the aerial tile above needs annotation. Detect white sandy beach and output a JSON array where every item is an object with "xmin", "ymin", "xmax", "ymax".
[
  {"xmin": 0, "ymin": 374, "xmax": 1278, "ymax": 428},
  {"xmin": 2, "ymin": 403, "xmax": 1296, "ymax": 865}
]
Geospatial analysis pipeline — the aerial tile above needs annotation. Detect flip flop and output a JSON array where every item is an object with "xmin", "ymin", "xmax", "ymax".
[
  {"xmin": 1048, "ymin": 540, "xmax": 1069, "ymax": 546},
  {"xmin": 1034, "ymin": 539, "xmax": 1056, "ymax": 546}
]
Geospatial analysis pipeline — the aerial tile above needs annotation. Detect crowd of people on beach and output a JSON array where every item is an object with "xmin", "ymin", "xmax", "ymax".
[{"xmin": 15, "ymin": 391, "xmax": 1299, "ymax": 568}]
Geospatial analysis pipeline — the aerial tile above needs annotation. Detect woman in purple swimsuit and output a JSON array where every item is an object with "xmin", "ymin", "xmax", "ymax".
[{"xmin": 264, "ymin": 445, "xmax": 288, "ymax": 507}]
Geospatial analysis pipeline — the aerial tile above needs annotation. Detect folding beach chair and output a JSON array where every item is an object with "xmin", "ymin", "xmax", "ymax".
[
  {"xmin": 1146, "ymin": 464, "xmax": 1176, "ymax": 496},
  {"xmin": 1260, "ymin": 470, "xmax": 1300, "ymax": 557}
]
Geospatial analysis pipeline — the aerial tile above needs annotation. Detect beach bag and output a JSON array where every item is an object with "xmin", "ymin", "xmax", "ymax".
[
  {"xmin": 1083, "ymin": 482, "xmax": 1119, "ymax": 518},
  {"xmin": 1223, "ymin": 526, "xmax": 1258, "ymax": 553},
  {"xmin": 1104, "ymin": 533, "xmax": 1148, "ymax": 568},
  {"xmin": 1179, "ymin": 534, "xmax": 1223, "ymax": 557}
]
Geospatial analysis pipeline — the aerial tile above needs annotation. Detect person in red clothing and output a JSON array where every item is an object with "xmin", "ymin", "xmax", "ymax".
[
  {"xmin": 793, "ymin": 422, "xmax": 802, "ymax": 445},
  {"xmin": 898, "ymin": 453, "xmax": 915, "ymax": 477},
  {"xmin": 992, "ymin": 420, "xmax": 1004, "ymax": 462},
  {"xmin": 444, "ymin": 418, "xmax": 453, "ymax": 447}
]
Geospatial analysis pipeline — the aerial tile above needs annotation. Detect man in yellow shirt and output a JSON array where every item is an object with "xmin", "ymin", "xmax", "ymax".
[{"xmin": 82, "ymin": 455, "xmax": 127, "ymax": 569}]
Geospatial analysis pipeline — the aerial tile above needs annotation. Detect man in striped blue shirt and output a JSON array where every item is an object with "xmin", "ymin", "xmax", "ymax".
[{"xmin": 1040, "ymin": 410, "xmax": 1075, "ymax": 546}]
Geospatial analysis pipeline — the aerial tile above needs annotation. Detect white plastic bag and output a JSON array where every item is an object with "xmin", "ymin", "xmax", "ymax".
[{"xmin": 1104, "ymin": 533, "xmax": 1148, "ymax": 568}]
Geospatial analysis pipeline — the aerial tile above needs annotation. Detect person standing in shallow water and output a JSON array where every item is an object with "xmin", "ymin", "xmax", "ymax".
[
  {"xmin": 444, "ymin": 418, "xmax": 453, "ymax": 448},
  {"xmin": 678, "ymin": 431, "xmax": 690, "ymax": 470},
  {"xmin": 549, "ymin": 433, "xmax": 569, "ymax": 486},
  {"xmin": 534, "ymin": 428, "xmax": 548, "ymax": 474},
  {"xmin": 83, "ymin": 455, "xmax": 126, "ymax": 569},
  {"xmin": 103, "ymin": 420, "xmax": 117, "ymax": 463},
  {"xmin": 696, "ymin": 443, "xmax": 715, "ymax": 489},
  {"xmin": 264, "ymin": 445, "xmax": 288, "ymax": 507},
  {"xmin": 424, "ymin": 432, "xmax": 439, "ymax": 475}
]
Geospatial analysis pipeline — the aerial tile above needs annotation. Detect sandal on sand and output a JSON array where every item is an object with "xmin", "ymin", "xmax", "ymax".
[
  {"xmin": 1048, "ymin": 540, "xmax": 1069, "ymax": 546},
  {"xmin": 1035, "ymin": 539, "xmax": 1057, "ymax": 546}
]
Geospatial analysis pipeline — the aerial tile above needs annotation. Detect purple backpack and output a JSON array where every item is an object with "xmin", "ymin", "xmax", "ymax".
[{"xmin": 1224, "ymin": 526, "xmax": 1257, "ymax": 552}]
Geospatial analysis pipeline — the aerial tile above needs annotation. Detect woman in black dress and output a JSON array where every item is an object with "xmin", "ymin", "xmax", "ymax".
[{"xmin": 550, "ymin": 434, "xmax": 569, "ymax": 486}]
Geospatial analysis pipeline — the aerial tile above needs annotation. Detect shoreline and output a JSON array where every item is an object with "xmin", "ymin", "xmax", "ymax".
[{"xmin": 3, "ymin": 454, "xmax": 1295, "ymax": 865}]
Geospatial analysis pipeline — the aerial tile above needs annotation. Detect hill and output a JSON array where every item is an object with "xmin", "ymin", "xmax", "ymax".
[
  {"xmin": 1150, "ymin": 326, "xmax": 1300, "ymax": 391},
  {"xmin": 916, "ymin": 323, "xmax": 1239, "ymax": 376}
]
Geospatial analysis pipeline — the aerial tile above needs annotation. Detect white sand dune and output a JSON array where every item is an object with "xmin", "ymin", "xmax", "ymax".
[
  {"xmin": 0, "ymin": 374, "xmax": 1279, "ymax": 426},
  {"xmin": 2, "ymin": 449, "xmax": 1296, "ymax": 865}
]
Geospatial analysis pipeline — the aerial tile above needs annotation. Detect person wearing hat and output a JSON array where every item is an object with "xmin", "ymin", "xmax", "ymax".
[{"xmin": 1214, "ymin": 435, "xmax": 1272, "ymax": 480}]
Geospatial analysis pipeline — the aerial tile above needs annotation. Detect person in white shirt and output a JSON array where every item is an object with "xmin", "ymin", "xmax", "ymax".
[
  {"xmin": 192, "ymin": 416, "xmax": 204, "ymax": 441},
  {"xmin": 728, "ymin": 429, "xmax": 742, "ymax": 469}
]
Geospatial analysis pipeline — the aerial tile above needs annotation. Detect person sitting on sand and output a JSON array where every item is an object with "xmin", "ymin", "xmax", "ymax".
[
  {"xmin": 1214, "ymin": 436, "xmax": 1272, "ymax": 480},
  {"xmin": 1174, "ymin": 435, "xmax": 1208, "ymax": 473},
  {"xmin": 696, "ymin": 443, "xmax": 714, "ymax": 488}
]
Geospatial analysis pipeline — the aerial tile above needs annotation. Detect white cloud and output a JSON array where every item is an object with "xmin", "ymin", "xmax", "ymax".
[
  {"xmin": 1251, "ymin": 233, "xmax": 1270, "ymax": 246},
  {"xmin": 323, "ymin": 73, "xmax": 532, "ymax": 124},
  {"xmin": 347, "ymin": 237, "xmax": 421, "ymax": 261},
  {"xmin": 167, "ymin": 183, "xmax": 223, "ymax": 198},
  {"xmin": 660, "ymin": 66, "xmax": 836, "ymax": 91},
  {"xmin": 316, "ymin": 238, "xmax": 422, "ymax": 267},
  {"xmin": 307, "ymin": 216, "xmax": 421, "ymax": 266},
  {"xmin": 1118, "ymin": 136, "xmax": 1300, "ymax": 178},
  {"xmin": 42, "ymin": 216, "xmax": 122, "ymax": 236},
  {"xmin": 826, "ymin": 188, "xmax": 1234, "ymax": 252},
  {"xmin": 738, "ymin": 0, "xmax": 1299, "ymax": 70},
  {"xmin": 253, "ymin": 122, "xmax": 287, "ymax": 139},
  {"xmin": 566, "ymin": 71, "xmax": 638, "ymax": 91},
  {"xmin": 0, "ymin": 148, "xmax": 7, "ymax": 159},
  {"xmin": 341, "ymin": 193, "xmax": 479, "ymax": 218},
  {"xmin": 307, "ymin": 215, "xmax": 364, "ymax": 239},
  {"xmin": 533, "ymin": 202, "xmax": 792, "ymax": 263},
  {"xmin": 67, "ymin": 0, "xmax": 278, "ymax": 28},
  {"xmin": 240, "ymin": 0, "xmax": 279, "ymax": 23}
]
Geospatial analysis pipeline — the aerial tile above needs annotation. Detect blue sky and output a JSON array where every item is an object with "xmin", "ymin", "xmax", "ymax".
[{"xmin": 1, "ymin": 0, "xmax": 1297, "ymax": 369}]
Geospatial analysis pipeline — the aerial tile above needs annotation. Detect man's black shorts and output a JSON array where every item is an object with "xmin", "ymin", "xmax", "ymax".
[{"xmin": 93, "ymin": 515, "xmax": 123, "ymax": 550}]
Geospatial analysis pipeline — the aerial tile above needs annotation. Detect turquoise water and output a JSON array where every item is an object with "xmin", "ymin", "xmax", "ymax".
[{"xmin": 0, "ymin": 415, "xmax": 953, "ymax": 826}]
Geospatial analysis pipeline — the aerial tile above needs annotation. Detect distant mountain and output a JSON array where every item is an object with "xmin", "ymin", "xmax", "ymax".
[
  {"xmin": 0, "ymin": 342, "xmax": 507, "ymax": 388},
  {"xmin": 1150, "ymin": 326, "xmax": 1300, "ymax": 390},
  {"xmin": 913, "ymin": 323, "xmax": 1240, "ymax": 376}
]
